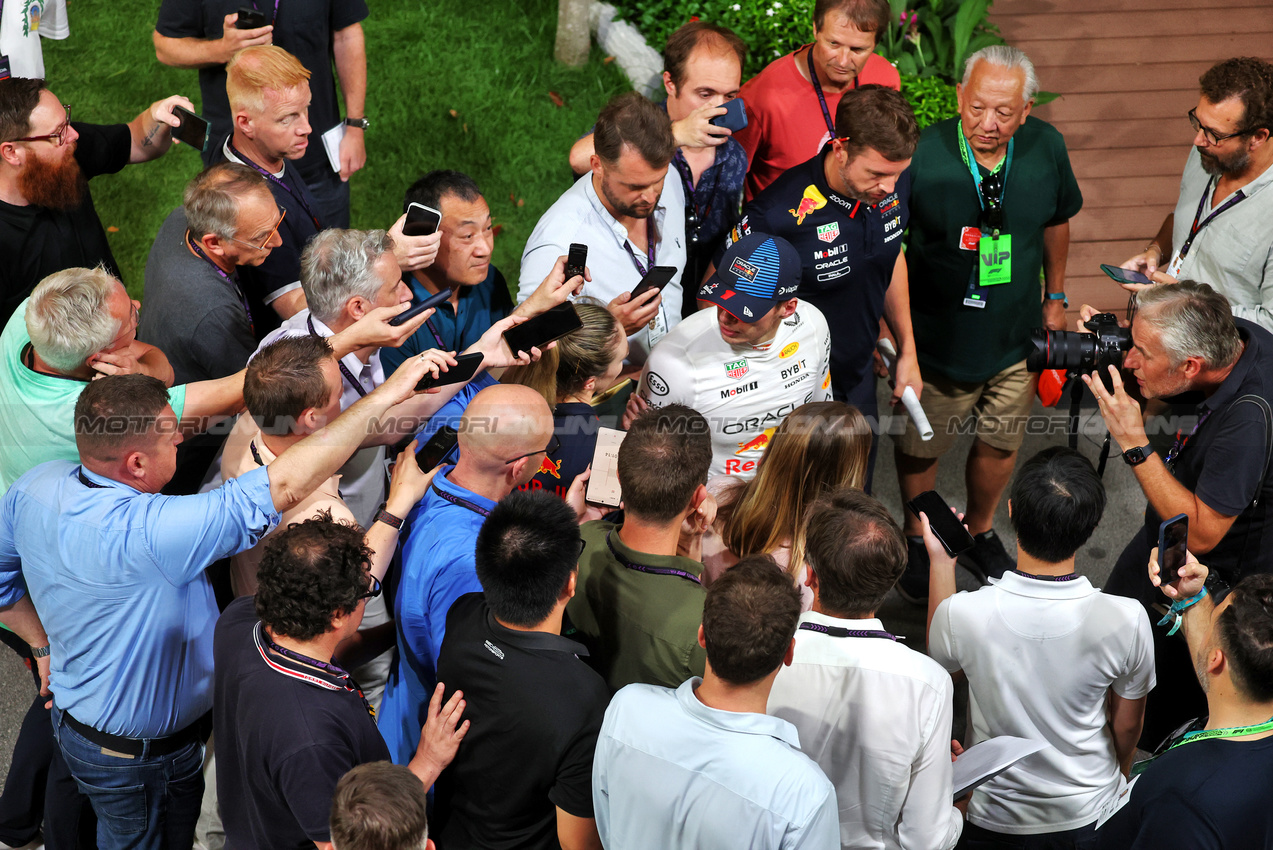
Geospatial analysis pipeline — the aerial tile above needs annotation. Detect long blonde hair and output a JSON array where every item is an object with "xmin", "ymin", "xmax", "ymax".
[
  {"xmin": 719, "ymin": 401, "xmax": 871, "ymax": 575},
  {"xmin": 501, "ymin": 300, "xmax": 621, "ymax": 406}
]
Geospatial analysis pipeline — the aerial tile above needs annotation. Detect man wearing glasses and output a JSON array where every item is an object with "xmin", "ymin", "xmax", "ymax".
[
  {"xmin": 0, "ymin": 77, "xmax": 194, "ymax": 327},
  {"xmin": 1119, "ymin": 57, "xmax": 1273, "ymax": 331},
  {"xmin": 894, "ymin": 46, "xmax": 1082, "ymax": 601}
]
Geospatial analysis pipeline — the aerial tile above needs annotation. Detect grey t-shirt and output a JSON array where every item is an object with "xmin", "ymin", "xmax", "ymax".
[{"xmin": 139, "ymin": 207, "xmax": 257, "ymax": 384}]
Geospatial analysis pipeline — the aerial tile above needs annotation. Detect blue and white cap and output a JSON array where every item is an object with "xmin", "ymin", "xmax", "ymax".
[{"xmin": 698, "ymin": 232, "xmax": 802, "ymax": 323}]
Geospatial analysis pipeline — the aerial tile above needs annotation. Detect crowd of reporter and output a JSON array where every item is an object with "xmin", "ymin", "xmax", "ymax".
[{"xmin": 1, "ymin": 0, "xmax": 1272, "ymax": 848}]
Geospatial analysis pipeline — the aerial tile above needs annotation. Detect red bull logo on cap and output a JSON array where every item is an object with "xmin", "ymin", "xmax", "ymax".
[
  {"xmin": 789, "ymin": 185, "xmax": 827, "ymax": 225},
  {"xmin": 537, "ymin": 457, "xmax": 562, "ymax": 479}
]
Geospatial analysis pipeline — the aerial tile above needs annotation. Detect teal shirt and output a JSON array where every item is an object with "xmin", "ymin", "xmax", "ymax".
[{"xmin": 907, "ymin": 116, "xmax": 1083, "ymax": 383}]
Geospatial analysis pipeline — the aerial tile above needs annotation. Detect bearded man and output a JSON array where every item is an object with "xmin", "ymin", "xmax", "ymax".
[{"xmin": 0, "ymin": 77, "xmax": 193, "ymax": 326}]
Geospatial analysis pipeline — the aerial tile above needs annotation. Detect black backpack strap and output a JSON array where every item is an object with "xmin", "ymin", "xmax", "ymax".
[{"xmin": 1232, "ymin": 394, "xmax": 1273, "ymax": 508}]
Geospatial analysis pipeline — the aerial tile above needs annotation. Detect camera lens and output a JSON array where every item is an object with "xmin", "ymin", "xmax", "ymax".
[{"xmin": 1026, "ymin": 328, "xmax": 1097, "ymax": 372}]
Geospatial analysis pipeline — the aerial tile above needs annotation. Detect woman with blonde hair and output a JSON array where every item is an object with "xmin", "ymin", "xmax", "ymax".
[
  {"xmin": 502, "ymin": 299, "xmax": 627, "ymax": 496},
  {"xmin": 703, "ymin": 401, "xmax": 871, "ymax": 607}
]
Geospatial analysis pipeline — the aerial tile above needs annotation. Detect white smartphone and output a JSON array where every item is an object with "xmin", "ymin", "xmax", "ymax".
[{"xmin": 585, "ymin": 427, "xmax": 626, "ymax": 508}]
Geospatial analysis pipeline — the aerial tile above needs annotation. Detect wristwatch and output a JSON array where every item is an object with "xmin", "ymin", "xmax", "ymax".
[
  {"xmin": 1045, "ymin": 291, "xmax": 1068, "ymax": 308},
  {"xmin": 30, "ymin": 645, "xmax": 50, "ymax": 658},
  {"xmin": 344, "ymin": 117, "xmax": 370, "ymax": 130},
  {"xmin": 373, "ymin": 502, "xmax": 403, "ymax": 530},
  {"xmin": 1122, "ymin": 444, "xmax": 1154, "ymax": 466}
]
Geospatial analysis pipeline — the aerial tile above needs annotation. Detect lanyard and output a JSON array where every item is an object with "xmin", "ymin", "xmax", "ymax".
[
  {"xmin": 798, "ymin": 622, "xmax": 897, "ymax": 640},
  {"xmin": 249, "ymin": 439, "xmax": 266, "ymax": 467},
  {"xmin": 77, "ymin": 468, "xmax": 108, "ymax": 489},
  {"xmin": 605, "ymin": 531, "xmax": 702, "ymax": 585},
  {"xmin": 227, "ymin": 140, "xmax": 321, "ymax": 228},
  {"xmin": 621, "ymin": 218, "xmax": 657, "ymax": 277},
  {"xmin": 1010, "ymin": 569, "xmax": 1080, "ymax": 582},
  {"xmin": 431, "ymin": 479, "xmax": 491, "ymax": 517},
  {"xmin": 256, "ymin": 623, "xmax": 376, "ymax": 719},
  {"xmin": 1164, "ymin": 408, "xmax": 1213, "ymax": 468},
  {"xmin": 672, "ymin": 149, "xmax": 722, "ymax": 223},
  {"xmin": 186, "ymin": 231, "xmax": 255, "ymax": 336},
  {"xmin": 307, "ymin": 316, "xmax": 369, "ymax": 397},
  {"xmin": 1132, "ymin": 714, "xmax": 1273, "ymax": 777},
  {"xmin": 957, "ymin": 127, "xmax": 1013, "ymax": 213},
  {"xmin": 249, "ymin": 0, "xmax": 281, "ymax": 24},
  {"xmin": 1179, "ymin": 178, "xmax": 1248, "ymax": 264},
  {"xmin": 806, "ymin": 47, "xmax": 855, "ymax": 137}
]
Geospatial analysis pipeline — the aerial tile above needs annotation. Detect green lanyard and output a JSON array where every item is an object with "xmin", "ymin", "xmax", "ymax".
[
  {"xmin": 957, "ymin": 127, "xmax": 1013, "ymax": 215},
  {"xmin": 1131, "ymin": 715, "xmax": 1273, "ymax": 777}
]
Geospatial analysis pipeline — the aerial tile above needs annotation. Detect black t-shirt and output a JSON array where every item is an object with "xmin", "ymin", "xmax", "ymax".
[
  {"xmin": 154, "ymin": 0, "xmax": 368, "ymax": 185},
  {"xmin": 213, "ymin": 596, "xmax": 390, "ymax": 849},
  {"xmin": 0, "ymin": 122, "xmax": 130, "ymax": 328},
  {"xmin": 721, "ymin": 148, "xmax": 911, "ymax": 400},
  {"xmin": 1097, "ymin": 735, "xmax": 1273, "ymax": 849},
  {"xmin": 434, "ymin": 593, "xmax": 610, "ymax": 850},
  {"xmin": 518, "ymin": 402, "xmax": 606, "ymax": 500}
]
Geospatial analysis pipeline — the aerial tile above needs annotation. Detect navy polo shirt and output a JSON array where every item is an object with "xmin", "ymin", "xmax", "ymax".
[
  {"xmin": 517, "ymin": 402, "xmax": 603, "ymax": 499},
  {"xmin": 380, "ymin": 267, "xmax": 512, "ymax": 375},
  {"xmin": 720, "ymin": 147, "xmax": 911, "ymax": 399}
]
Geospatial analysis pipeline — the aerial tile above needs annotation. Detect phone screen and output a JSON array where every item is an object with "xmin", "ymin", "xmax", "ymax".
[
  {"xmin": 631, "ymin": 266, "xmax": 676, "ymax": 301},
  {"xmin": 404, "ymin": 203, "xmax": 441, "ymax": 237},
  {"xmin": 565, "ymin": 243, "xmax": 588, "ymax": 282},
  {"xmin": 172, "ymin": 106, "xmax": 209, "ymax": 152},
  {"xmin": 907, "ymin": 490, "xmax": 976, "ymax": 557},
  {"xmin": 1100, "ymin": 264, "xmax": 1150, "ymax": 285},
  {"xmin": 503, "ymin": 304, "xmax": 583, "ymax": 355},
  {"xmin": 414, "ymin": 351, "xmax": 484, "ymax": 392},
  {"xmin": 417, "ymin": 426, "xmax": 459, "ymax": 469},
  {"xmin": 1159, "ymin": 513, "xmax": 1189, "ymax": 576},
  {"xmin": 585, "ymin": 427, "xmax": 626, "ymax": 508}
]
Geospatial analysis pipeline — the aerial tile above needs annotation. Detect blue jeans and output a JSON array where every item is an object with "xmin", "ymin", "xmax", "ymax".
[{"xmin": 51, "ymin": 705, "xmax": 204, "ymax": 850}]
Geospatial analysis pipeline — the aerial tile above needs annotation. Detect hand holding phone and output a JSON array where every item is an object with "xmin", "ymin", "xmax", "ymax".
[
  {"xmin": 502, "ymin": 303, "xmax": 583, "ymax": 356},
  {"xmin": 416, "ymin": 425, "xmax": 460, "ymax": 469},
  {"xmin": 708, "ymin": 98, "xmax": 748, "ymax": 133},
  {"xmin": 585, "ymin": 428, "xmax": 626, "ymax": 508},
  {"xmin": 1158, "ymin": 513, "xmax": 1189, "ymax": 578},
  {"xmin": 235, "ymin": 6, "xmax": 270, "ymax": 28},
  {"xmin": 565, "ymin": 243, "xmax": 588, "ymax": 282},
  {"xmin": 172, "ymin": 105, "xmax": 209, "ymax": 152},
  {"xmin": 907, "ymin": 490, "xmax": 975, "ymax": 557},
  {"xmin": 630, "ymin": 266, "xmax": 677, "ymax": 302},
  {"xmin": 389, "ymin": 288, "xmax": 450, "ymax": 327},
  {"xmin": 414, "ymin": 351, "xmax": 484, "ymax": 392},
  {"xmin": 1100, "ymin": 264, "xmax": 1151, "ymax": 286},
  {"xmin": 404, "ymin": 202, "xmax": 442, "ymax": 237}
]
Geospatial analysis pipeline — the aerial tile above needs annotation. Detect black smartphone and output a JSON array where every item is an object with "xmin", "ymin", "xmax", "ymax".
[
  {"xmin": 416, "ymin": 425, "xmax": 459, "ymax": 469},
  {"xmin": 709, "ymin": 98, "xmax": 748, "ymax": 133},
  {"xmin": 389, "ymin": 288, "xmax": 450, "ymax": 327},
  {"xmin": 565, "ymin": 243, "xmax": 588, "ymax": 282},
  {"xmin": 235, "ymin": 6, "xmax": 269, "ymax": 28},
  {"xmin": 503, "ymin": 303, "xmax": 583, "ymax": 355},
  {"xmin": 404, "ymin": 202, "xmax": 442, "ymax": 237},
  {"xmin": 906, "ymin": 490, "xmax": 976, "ymax": 557},
  {"xmin": 414, "ymin": 351, "xmax": 484, "ymax": 392},
  {"xmin": 630, "ymin": 265, "xmax": 677, "ymax": 301},
  {"xmin": 172, "ymin": 105, "xmax": 209, "ymax": 152},
  {"xmin": 1158, "ymin": 513, "xmax": 1189, "ymax": 578},
  {"xmin": 1100, "ymin": 263, "xmax": 1151, "ymax": 285}
]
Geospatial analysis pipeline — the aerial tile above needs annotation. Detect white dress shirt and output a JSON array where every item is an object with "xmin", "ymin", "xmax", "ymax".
[
  {"xmin": 768, "ymin": 611, "xmax": 962, "ymax": 850},
  {"xmin": 518, "ymin": 170, "xmax": 687, "ymax": 366}
]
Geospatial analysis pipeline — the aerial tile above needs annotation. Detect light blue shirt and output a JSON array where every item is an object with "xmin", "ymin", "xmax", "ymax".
[
  {"xmin": 594, "ymin": 678, "xmax": 840, "ymax": 850},
  {"xmin": 0, "ymin": 462, "xmax": 278, "ymax": 738}
]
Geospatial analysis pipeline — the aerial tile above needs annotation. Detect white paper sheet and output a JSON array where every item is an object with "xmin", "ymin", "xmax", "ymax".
[
  {"xmin": 952, "ymin": 737, "xmax": 1050, "ymax": 799},
  {"xmin": 321, "ymin": 124, "xmax": 344, "ymax": 173}
]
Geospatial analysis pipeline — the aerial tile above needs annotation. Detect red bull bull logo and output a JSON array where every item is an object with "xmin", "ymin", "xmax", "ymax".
[
  {"xmin": 537, "ymin": 457, "xmax": 562, "ymax": 479},
  {"xmin": 789, "ymin": 185, "xmax": 827, "ymax": 225},
  {"xmin": 735, "ymin": 427, "xmax": 777, "ymax": 454}
]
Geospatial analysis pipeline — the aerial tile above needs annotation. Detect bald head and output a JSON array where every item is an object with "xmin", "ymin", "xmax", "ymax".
[{"xmin": 459, "ymin": 384, "xmax": 554, "ymax": 471}]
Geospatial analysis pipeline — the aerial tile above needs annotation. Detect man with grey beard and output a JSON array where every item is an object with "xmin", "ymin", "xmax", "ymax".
[{"xmin": 1119, "ymin": 57, "xmax": 1273, "ymax": 331}]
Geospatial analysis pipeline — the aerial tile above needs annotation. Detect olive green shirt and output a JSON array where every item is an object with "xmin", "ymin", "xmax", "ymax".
[{"xmin": 567, "ymin": 521, "xmax": 707, "ymax": 692}]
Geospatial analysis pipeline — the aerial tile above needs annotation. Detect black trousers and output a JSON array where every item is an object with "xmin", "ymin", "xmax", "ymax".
[{"xmin": 959, "ymin": 821, "xmax": 1099, "ymax": 850}]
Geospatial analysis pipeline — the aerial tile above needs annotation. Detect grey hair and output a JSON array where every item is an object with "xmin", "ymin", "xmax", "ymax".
[
  {"xmin": 1134, "ymin": 280, "xmax": 1243, "ymax": 369},
  {"xmin": 26, "ymin": 267, "xmax": 122, "ymax": 373},
  {"xmin": 300, "ymin": 228, "xmax": 395, "ymax": 325},
  {"xmin": 962, "ymin": 45, "xmax": 1040, "ymax": 105},
  {"xmin": 183, "ymin": 163, "xmax": 271, "ymax": 241}
]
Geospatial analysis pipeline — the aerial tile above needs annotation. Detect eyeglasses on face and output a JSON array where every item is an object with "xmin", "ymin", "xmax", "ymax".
[
  {"xmin": 358, "ymin": 576, "xmax": 382, "ymax": 601},
  {"xmin": 504, "ymin": 433, "xmax": 562, "ymax": 465},
  {"xmin": 1188, "ymin": 107, "xmax": 1257, "ymax": 146},
  {"xmin": 15, "ymin": 104, "xmax": 72, "ymax": 147},
  {"xmin": 226, "ymin": 208, "xmax": 287, "ymax": 251}
]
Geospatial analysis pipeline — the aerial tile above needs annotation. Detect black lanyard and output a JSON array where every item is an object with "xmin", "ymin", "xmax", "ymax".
[
  {"xmin": 798, "ymin": 622, "xmax": 897, "ymax": 640},
  {"xmin": 622, "ymin": 218, "xmax": 657, "ymax": 277},
  {"xmin": 77, "ymin": 468, "xmax": 108, "ymax": 489},
  {"xmin": 257, "ymin": 624, "xmax": 376, "ymax": 719},
  {"xmin": 307, "ymin": 316, "xmax": 369, "ymax": 397},
  {"xmin": 672, "ymin": 150, "xmax": 722, "ymax": 223},
  {"xmin": 1010, "ymin": 569, "xmax": 1079, "ymax": 582},
  {"xmin": 186, "ymin": 231, "xmax": 255, "ymax": 336},
  {"xmin": 227, "ymin": 140, "xmax": 321, "ymax": 228},
  {"xmin": 431, "ymin": 480, "xmax": 491, "ymax": 517},
  {"xmin": 605, "ymin": 531, "xmax": 701, "ymax": 585},
  {"xmin": 807, "ymin": 47, "xmax": 855, "ymax": 138},
  {"xmin": 1179, "ymin": 178, "xmax": 1248, "ymax": 264},
  {"xmin": 1164, "ymin": 408, "xmax": 1213, "ymax": 468}
]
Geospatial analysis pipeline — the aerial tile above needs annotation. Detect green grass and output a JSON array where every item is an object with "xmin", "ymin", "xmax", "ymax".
[{"xmin": 43, "ymin": 0, "xmax": 632, "ymax": 299}]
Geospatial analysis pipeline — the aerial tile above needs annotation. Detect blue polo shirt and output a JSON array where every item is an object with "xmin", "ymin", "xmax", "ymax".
[
  {"xmin": 380, "ymin": 267, "xmax": 513, "ymax": 375},
  {"xmin": 722, "ymin": 147, "xmax": 912, "ymax": 399},
  {"xmin": 0, "ymin": 462, "xmax": 278, "ymax": 737}
]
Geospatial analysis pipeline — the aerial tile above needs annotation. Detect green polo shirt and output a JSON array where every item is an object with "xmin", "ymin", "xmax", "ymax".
[
  {"xmin": 567, "ymin": 520, "xmax": 707, "ymax": 692},
  {"xmin": 908, "ymin": 116, "xmax": 1083, "ymax": 383}
]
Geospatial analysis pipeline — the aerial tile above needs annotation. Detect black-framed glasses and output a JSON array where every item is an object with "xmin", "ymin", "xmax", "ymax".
[
  {"xmin": 358, "ymin": 576, "xmax": 382, "ymax": 601},
  {"xmin": 226, "ymin": 207, "xmax": 286, "ymax": 251},
  {"xmin": 504, "ymin": 433, "xmax": 561, "ymax": 465},
  {"xmin": 15, "ymin": 104, "xmax": 72, "ymax": 147},
  {"xmin": 575, "ymin": 537, "xmax": 587, "ymax": 559},
  {"xmin": 1188, "ymin": 107, "xmax": 1258, "ymax": 146}
]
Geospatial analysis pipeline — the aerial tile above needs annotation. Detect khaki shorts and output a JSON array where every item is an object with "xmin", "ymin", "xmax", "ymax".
[{"xmin": 895, "ymin": 359, "xmax": 1037, "ymax": 458}]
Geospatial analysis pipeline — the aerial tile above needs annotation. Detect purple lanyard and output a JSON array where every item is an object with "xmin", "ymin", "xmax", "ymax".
[
  {"xmin": 186, "ymin": 231, "xmax": 255, "ymax": 336},
  {"xmin": 1164, "ymin": 408, "xmax": 1213, "ymax": 467},
  {"xmin": 1180, "ymin": 178, "xmax": 1247, "ymax": 263},
  {"xmin": 307, "ymin": 316, "xmax": 369, "ymax": 397},
  {"xmin": 227, "ymin": 140, "xmax": 321, "ymax": 228},
  {"xmin": 622, "ymin": 218, "xmax": 657, "ymax": 277},
  {"xmin": 798, "ymin": 622, "xmax": 897, "ymax": 640},
  {"xmin": 605, "ymin": 531, "xmax": 702, "ymax": 585},
  {"xmin": 431, "ymin": 480, "xmax": 491, "ymax": 517},
  {"xmin": 806, "ymin": 47, "xmax": 856, "ymax": 138},
  {"xmin": 257, "ymin": 624, "xmax": 376, "ymax": 719},
  {"xmin": 1010, "ymin": 569, "xmax": 1079, "ymax": 582},
  {"xmin": 248, "ymin": 0, "xmax": 281, "ymax": 24},
  {"xmin": 672, "ymin": 150, "xmax": 721, "ymax": 221}
]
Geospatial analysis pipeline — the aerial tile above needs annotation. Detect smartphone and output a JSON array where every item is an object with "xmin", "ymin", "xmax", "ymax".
[
  {"xmin": 585, "ymin": 427, "xmax": 626, "ymax": 508},
  {"xmin": 709, "ymin": 98, "xmax": 748, "ymax": 133},
  {"xmin": 389, "ymin": 288, "xmax": 450, "ymax": 327},
  {"xmin": 404, "ymin": 202, "xmax": 442, "ymax": 237},
  {"xmin": 414, "ymin": 351, "xmax": 485, "ymax": 392},
  {"xmin": 1100, "ymin": 263, "xmax": 1151, "ymax": 285},
  {"xmin": 235, "ymin": 6, "xmax": 270, "ymax": 28},
  {"xmin": 1158, "ymin": 513, "xmax": 1189, "ymax": 578},
  {"xmin": 172, "ymin": 105, "xmax": 209, "ymax": 152},
  {"xmin": 416, "ymin": 425, "xmax": 459, "ymax": 469},
  {"xmin": 630, "ymin": 266, "xmax": 677, "ymax": 301},
  {"xmin": 906, "ymin": 490, "xmax": 976, "ymax": 557},
  {"xmin": 565, "ymin": 243, "xmax": 588, "ymax": 282},
  {"xmin": 503, "ymin": 303, "xmax": 583, "ymax": 355}
]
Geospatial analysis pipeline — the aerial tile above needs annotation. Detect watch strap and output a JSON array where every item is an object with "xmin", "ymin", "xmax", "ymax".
[
  {"xmin": 30, "ymin": 645, "xmax": 50, "ymax": 658},
  {"xmin": 373, "ymin": 504, "xmax": 403, "ymax": 530},
  {"xmin": 344, "ymin": 117, "xmax": 370, "ymax": 130},
  {"xmin": 1045, "ymin": 292, "xmax": 1068, "ymax": 307},
  {"xmin": 1123, "ymin": 444, "xmax": 1154, "ymax": 465}
]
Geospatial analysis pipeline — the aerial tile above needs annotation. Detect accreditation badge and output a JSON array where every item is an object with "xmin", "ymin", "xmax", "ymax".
[{"xmin": 978, "ymin": 233, "xmax": 1012, "ymax": 286}]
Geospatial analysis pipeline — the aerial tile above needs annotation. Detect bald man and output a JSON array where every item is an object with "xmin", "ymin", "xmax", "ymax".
[{"xmin": 379, "ymin": 382, "xmax": 555, "ymax": 764}]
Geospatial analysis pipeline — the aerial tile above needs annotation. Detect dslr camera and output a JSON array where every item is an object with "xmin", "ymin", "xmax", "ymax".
[{"xmin": 1026, "ymin": 312, "xmax": 1131, "ymax": 375}]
